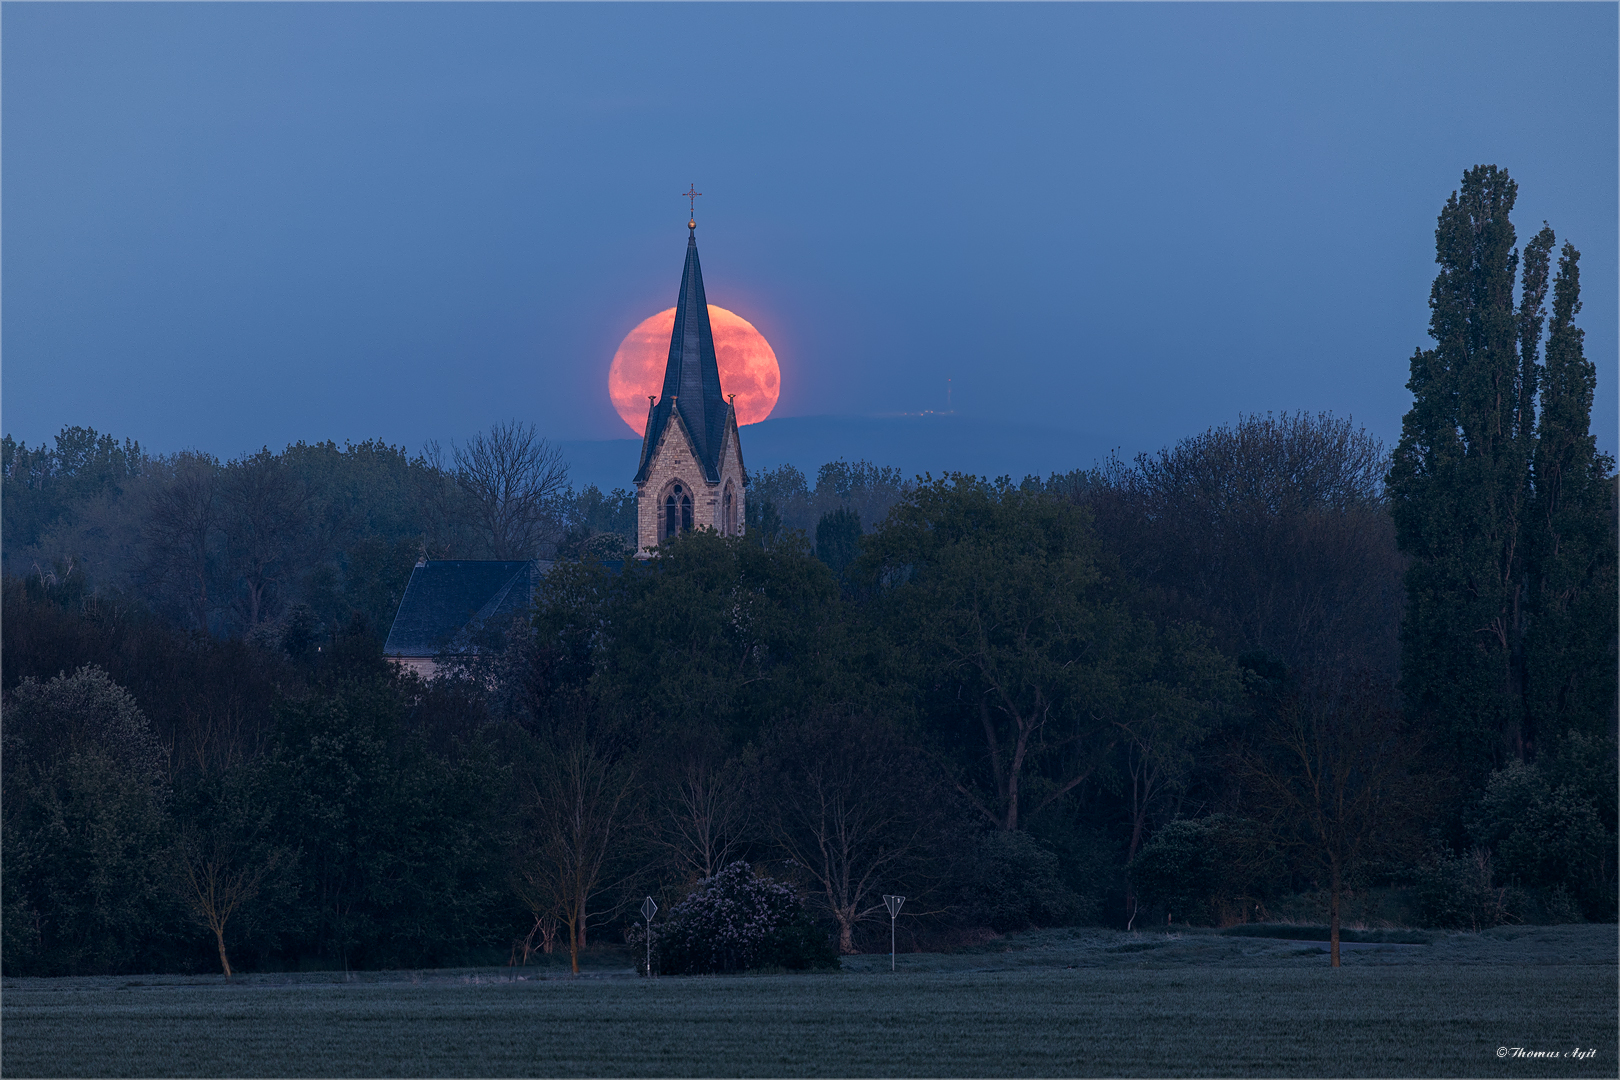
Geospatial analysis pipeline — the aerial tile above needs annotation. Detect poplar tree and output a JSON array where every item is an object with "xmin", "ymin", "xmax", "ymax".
[
  {"xmin": 1525, "ymin": 244, "xmax": 1618, "ymax": 744},
  {"xmin": 1390, "ymin": 165, "xmax": 1616, "ymax": 780},
  {"xmin": 1389, "ymin": 166, "xmax": 1530, "ymax": 777}
]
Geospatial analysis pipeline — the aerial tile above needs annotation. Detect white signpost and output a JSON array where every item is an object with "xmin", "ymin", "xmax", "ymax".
[
  {"xmin": 882, "ymin": 894, "xmax": 905, "ymax": 972},
  {"xmin": 640, "ymin": 896, "xmax": 658, "ymax": 977}
]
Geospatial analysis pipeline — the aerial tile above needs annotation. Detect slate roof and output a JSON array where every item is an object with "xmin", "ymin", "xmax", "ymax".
[
  {"xmin": 634, "ymin": 226, "xmax": 738, "ymax": 485},
  {"xmin": 382, "ymin": 560, "xmax": 548, "ymax": 658}
]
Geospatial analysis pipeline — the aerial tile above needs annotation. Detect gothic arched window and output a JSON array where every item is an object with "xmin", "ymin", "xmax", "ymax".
[
  {"xmin": 681, "ymin": 494, "xmax": 693, "ymax": 533},
  {"xmin": 723, "ymin": 489, "xmax": 734, "ymax": 536},
  {"xmin": 664, "ymin": 483, "xmax": 683, "ymax": 542}
]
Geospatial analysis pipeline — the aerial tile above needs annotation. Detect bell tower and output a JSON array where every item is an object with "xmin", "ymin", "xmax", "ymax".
[{"xmin": 632, "ymin": 201, "xmax": 747, "ymax": 556}]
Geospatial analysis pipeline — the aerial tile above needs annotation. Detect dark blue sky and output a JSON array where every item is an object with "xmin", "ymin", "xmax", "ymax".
[{"xmin": 4, "ymin": 3, "xmax": 1615, "ymax": 476}]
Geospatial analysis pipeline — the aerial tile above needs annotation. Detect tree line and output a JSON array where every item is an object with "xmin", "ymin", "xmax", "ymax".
[
  {"xmin": 3, "ymin": 165, "xmax": 1614, "ymax": 977},
  {"xmin": 2, "ymin": 422, "xmax": 638, "ymax": 642}
]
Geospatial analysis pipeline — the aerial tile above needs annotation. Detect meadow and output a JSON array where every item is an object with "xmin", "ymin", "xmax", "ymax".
[{"xmin": 3, "ymin": 925, "xmax": 1614, "ymax": 1078}]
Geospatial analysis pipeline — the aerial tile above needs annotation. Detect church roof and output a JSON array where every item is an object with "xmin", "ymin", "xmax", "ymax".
[
  {"xmin": 634, "ymin": 227, "xmax": 736, "ymax": 485},
  {"xmin": 382, "ymin": 559, "xmax": 548, "ymax": 658}
]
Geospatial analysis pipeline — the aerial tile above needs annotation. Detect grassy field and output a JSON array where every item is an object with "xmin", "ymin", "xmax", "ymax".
[{"xmin": 4, "ymin": 924, "xmax": 1614, "ymax": 1077}]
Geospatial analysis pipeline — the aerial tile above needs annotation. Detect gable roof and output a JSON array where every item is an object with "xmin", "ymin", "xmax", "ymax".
[
  {"xmin": 635, "ymin": 226, "xmax": 735, "ymax": 485},
  {"xmin": 382, "ymin": 560, "xmax": 548, "ymax": 658}
]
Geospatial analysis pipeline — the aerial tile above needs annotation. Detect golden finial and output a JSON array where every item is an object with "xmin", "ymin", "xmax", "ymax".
[{"xmin": 684, "ymin": 183, "xmax": 701, "ymax": 228}]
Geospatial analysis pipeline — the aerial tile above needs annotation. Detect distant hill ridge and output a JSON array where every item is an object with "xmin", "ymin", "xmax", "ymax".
[{"xmin": 560, "ymin": 413, "xmax": 1131, "ymax": 494}]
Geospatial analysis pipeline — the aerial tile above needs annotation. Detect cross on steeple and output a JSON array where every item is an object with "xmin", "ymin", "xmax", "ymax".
[
  {"xmin": 632, "ymin": 215, "xmax": 748, "ymax": 556},
  {"xmin": 684, "ymin": 184, "xmax": 702, "ymax": 227}
]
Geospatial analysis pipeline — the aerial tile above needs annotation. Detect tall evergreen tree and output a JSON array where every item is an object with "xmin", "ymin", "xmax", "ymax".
[
  {"xmin": 1526, "ymin": 244, "xmax": 1618, "ymax": 744},
  {"xmin": 1389, "ymin": 166, "xmax": 1532, "ymax": 776},
  {"xmin": 1390, "ymin": 166, "xmax": 1616, "ymax": 779}
]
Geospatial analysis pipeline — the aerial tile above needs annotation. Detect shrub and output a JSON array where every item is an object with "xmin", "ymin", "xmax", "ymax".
[
  {"xmin": 1466, "ymin": 733, "xmax": 1618, "ymax": 922},
  {"xmin": 1512, "ymin": 885, "xmax": 1586, "ymax": 926},
  {"xmin": 1128, "ymin": 815, "xmax": 1275, "ymax": 927},
  {"xmin": 1415, "ymin": 848, "xmax": 1513, "ymax": 930},
  {"xmin": 639, "ymin": 862, "xmax": 837, "ymax": 975},
  {"xmin": 959, "ymin": 831, "xmax": 1084, "ymax": 931}
]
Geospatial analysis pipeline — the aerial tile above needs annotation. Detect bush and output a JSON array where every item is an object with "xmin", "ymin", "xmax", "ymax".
[
  {"xmin": 959, "ymin": 831, "xmax": 1084, "ymax": 931},
  {"xmin": 1128, "ymin": 815, "xmax": 1275, "ymax": 927},
  {"xmin": 640, "ymin": 862, "xmax": 838, "ymax": 975},
  {"xmin": 1512, "ymin": 885, "xmax": 1586, "ymax": 927},
  {"xmin": 1415, "ymin": 849, "xmax": 1514, "ymax": 930},
  {"xmin": 1466, "ymin": 733, "xmax": 1618, "ymax": 922}
]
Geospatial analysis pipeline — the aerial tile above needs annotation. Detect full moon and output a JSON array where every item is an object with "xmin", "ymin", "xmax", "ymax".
[{"xmin": 608, "ymin": 306, "xmax": 780, "ymax": 436}]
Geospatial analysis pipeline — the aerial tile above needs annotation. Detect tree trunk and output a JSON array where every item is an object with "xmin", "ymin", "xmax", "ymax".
[
  {"xmin": 1003, "ymin": 724, "xmax": 1032, "ymax": 831},
  {"xmin": 563, "ymin": 906, "xmax": 580, "ymax": 975},
  {"xmin": 1329, "ymin": 861, "xmax": 1342, "ymax": 968},
  {"xmin": 837, "ymin": 914, "xmax": 856, "ymax": 955},
  {"xmin": 1124, "ymin": 769, "xmax": 1147, "ymax": 930},
  {"xmin": 214, "ymin": 927, "xmax": 232, "ymax": 979}
]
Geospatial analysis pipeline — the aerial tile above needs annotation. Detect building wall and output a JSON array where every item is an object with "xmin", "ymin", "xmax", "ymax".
[
  {"xmin": 635, "ymin": 412, "xmax": 747, "ymax": 556},
  {"xmin": 715, "ymin": 419, "xmax": 747, "ymax": 539},
  {"xmin": 389, "ymin": 655, "xmax": 439, "ymax": 680}
]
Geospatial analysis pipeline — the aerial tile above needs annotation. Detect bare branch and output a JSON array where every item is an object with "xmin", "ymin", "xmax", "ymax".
[{"xmin": 452, "ymin": 421, "xmax": 570, "ymax": 560}]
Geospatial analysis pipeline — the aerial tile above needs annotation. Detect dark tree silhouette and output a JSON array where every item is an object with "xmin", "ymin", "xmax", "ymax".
[
  {"xmin": 1232, "ymin": 673, "xmax": 1434, "ymax": 966},
  {"xmin": 142, "ymin": 452, "xmax": 221, "ymax": 632},
  {"xmin": 451, "ymin": 421, "xmax": 570, "ymax": 560}
]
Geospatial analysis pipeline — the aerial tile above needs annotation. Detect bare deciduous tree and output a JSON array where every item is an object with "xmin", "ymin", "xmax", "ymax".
[
  {"xmin": 452, "ymin": 421, "xmax": 569, "ymax": 560},
  {"xmin": 510, "ymin": 912, "xmax": 559, "ymax": 966},
  {"xmin": 759, "ymin": 709, "xmax": 954, "ymax": 954},
  {"xmin": 171, "ymin": 772, "xmax": 290, "ymax": 978},
  {"xmin": 658, "ymin": 756, "xmax": 750, "ymax": 882},
  {"xmin": 513, "ymin": 728, "xmax": 637, "ymax": 974},
  {"xmin": 175, "ymin": 829, "xmax": 285, "ymax": 978},
  {"xmin": 1232, "ymin": 672, "xmax": 1434, "ymax": 966}
]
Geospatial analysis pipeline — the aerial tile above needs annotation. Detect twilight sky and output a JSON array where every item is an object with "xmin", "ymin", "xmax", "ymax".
[{"xmin": 3, "ymin": 3, "xmax": 1615, "ymax": 476}]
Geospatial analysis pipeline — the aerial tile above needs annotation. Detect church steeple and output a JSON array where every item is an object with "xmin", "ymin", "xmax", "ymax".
[
  {"xmin": 634, "ymin": 222, "xmax": 732, "ymax": 485},
  {"xmin": 631, "ymin": 201, "xmax": 748, "ymax": 556}
]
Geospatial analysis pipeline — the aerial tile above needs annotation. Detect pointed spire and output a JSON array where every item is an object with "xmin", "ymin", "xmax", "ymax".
[{"xmin": 634, "ymin": 216, "xmax": 730, "ymax": 484}]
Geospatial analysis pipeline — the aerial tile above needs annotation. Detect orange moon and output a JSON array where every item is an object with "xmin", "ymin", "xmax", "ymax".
[{"xmin": 608, "ymin": 305, "xmax": 780, "ymax": 436}]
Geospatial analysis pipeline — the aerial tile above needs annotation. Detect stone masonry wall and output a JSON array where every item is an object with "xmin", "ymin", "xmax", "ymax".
[
  {"xmin": 716, "ymin": 420, "xmax": 747, "ymax": 540},
  {"xmin": 635, "ymin": 412, "xmax": 747, "ymax": 557}
]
